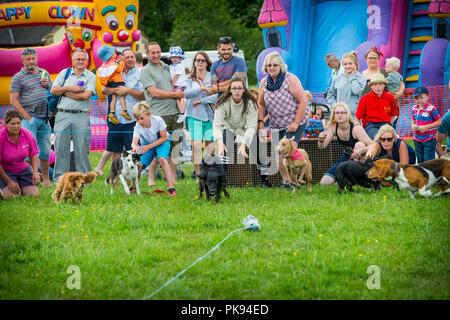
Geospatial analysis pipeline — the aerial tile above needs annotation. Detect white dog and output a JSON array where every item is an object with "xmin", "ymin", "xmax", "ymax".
[{"xmin": 105, "ymin": 150, "xmax": 141, "ymax": 195}]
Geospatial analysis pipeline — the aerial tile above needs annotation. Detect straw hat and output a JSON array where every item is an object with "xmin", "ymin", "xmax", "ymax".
[{"xmin": 368, "ymin": 73, "xmax": 388, "ymax": 86}]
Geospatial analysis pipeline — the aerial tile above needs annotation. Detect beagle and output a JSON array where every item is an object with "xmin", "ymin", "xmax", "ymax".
[{"xmin": 366, "ymin": 158, "xmax": 450, "ymax": 198}]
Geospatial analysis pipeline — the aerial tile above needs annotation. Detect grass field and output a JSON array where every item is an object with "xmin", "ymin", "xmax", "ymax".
[{"xmin": 0, "ymin": 152, "xmax": 449, "ymax": 300}]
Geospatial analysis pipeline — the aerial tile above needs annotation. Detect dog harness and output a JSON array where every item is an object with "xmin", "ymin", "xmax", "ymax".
[{"xmin": 288, "ymin": 148, "xmax": 304, "ymax": 161}]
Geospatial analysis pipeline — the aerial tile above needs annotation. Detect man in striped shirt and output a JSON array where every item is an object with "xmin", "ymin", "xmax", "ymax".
[
  {"xmin": 10, "ymin": 47, "xmax": 53, "ymax": 187},
  {"xmin": 411, "ymin": 86, "xmax": 442, "ymax": 163}
]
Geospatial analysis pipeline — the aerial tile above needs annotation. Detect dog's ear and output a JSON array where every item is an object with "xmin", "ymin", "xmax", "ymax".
[
  {"xmin": 122, "ymin": 149, "xmax": 129, "ymax": 157},
  {"xmin": 84, "ymin": 172, "xmax": 97, "ymax": 184},
  {"xmin": 133, "ymin": 153, "xmax": 141, "ymax": 161},
  {"xmin": 197, "ymin": 172, "xmax": 206, "ymax": 180},
  {"xmin": 68, "ymin": 173, "xmax": 79, "ymax": 182}
]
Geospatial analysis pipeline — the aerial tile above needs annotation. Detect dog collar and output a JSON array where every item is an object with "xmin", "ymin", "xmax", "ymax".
[
  {"xmin": 288, "ymin": 149, "xmax": 304, "ymax": 161},
  {"xmin": 391, "ymin": 162, "xmax": 400, "ymax": 190}
]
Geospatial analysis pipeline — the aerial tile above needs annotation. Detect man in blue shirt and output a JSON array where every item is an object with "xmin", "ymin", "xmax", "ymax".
[{"xmin": 211, "ymin": 36, "xmax": 247, "ymax": 94}]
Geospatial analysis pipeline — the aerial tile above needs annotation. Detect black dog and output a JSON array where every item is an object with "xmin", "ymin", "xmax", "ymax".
[
  {"xmin": 335, "ymin": 159, "xmax": 381, "ymax": 193},
  {"xmin": 197, "ymin": 155, "xmax": 230, "ymax": 203}
]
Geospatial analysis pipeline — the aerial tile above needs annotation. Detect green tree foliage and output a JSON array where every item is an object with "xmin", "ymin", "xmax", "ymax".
[
  {"xmin": 139, "ymin": 0, "xmax": 264, "ymax": 85},
  {"xmin": 167, "ymin": 0, "xmax": 264, "ymax": 85},
  {"xmin": 139, "ymin": 0, "xmax": 175, "ymax": 51}
]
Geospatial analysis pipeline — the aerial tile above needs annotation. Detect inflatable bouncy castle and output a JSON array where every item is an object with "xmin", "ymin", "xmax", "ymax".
[
  {"xmin": 0, "ymin": 0, "xmax": 141, "ymax": 102},
  {"xmin": 257, "ymin": 0, "xmax": 449, "ymax": 92}
]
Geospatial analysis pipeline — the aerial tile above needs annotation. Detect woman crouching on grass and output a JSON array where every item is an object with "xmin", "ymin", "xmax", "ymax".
[
  {"xmin": 317, "ymin": 102, "xmax": 373, "ymax": 185},
  {"xmin": 131, "ymin": 102, "xmax": 176, "ymax": 196},
  {"xmin": 0, "ymin": 110, "xmax": 40, "ymax": 199},
  {"xmin": 365, "ymin": 124, "xmax": 416, "ymax": 164}
]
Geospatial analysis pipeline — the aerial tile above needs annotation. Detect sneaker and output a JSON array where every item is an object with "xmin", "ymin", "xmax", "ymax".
[
  {"xmin": 279, "ymin": 181, "xmax": 294, "ymax": 191},
  {"xmin": 141, "ymin": 167, "xmax": 149, "ymax": 176},
  {"xmin": 176, "ymin": 113, "xmax": 187, "ymax": 124},
  {"xmin": 129, "ymin": 186, "xmax": 136, "ymax": 194},
  {"xmin": 168, "ymin": 188, "xmax": 177, "ymax": 196}
]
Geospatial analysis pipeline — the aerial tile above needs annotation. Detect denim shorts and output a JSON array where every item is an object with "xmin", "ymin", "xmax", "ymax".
[
  {"xmin": 324, "ymin": 154, "xmax": 352, "ymax": 180},
  {"xmin": 21, "ymin": 117, "xmax": 51, "ymax": 160},
  {"xmin": 106, "ymin": 121, "xmax": 135, "ymax": 152},
  {"xmin": 139, "ymin": 140, "xmax": 171, "ymax": 169},
  {"xmin": 272, "ymin": 122, "xmax": 307, "ymax": 144},
  {"xmin": 0, "ymin": 166, "xmax": 34, "ymax": 189}
]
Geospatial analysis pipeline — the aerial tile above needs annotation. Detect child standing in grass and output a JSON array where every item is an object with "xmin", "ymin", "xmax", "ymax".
[
  {"xmin": 131, "ymin": 102, "xmax": 176, "ymax": 196},
  {"xmin": 411, "ymin": 86, "xmax": 442, "ymax": 163}
]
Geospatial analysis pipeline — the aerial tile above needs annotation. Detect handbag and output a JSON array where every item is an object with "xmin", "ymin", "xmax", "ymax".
[{"xmin": 46, "ymin": 67, "xmax": 72, "ymax": 118}]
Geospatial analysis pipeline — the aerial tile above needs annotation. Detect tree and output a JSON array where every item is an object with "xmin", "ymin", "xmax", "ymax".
[
  {"xmin": 139, "ymin": 0, "xmax": 175, "ymax": 51},
  {"xmin": 168, "ymin": 0, "xmax": 264, "ymax": 85}
]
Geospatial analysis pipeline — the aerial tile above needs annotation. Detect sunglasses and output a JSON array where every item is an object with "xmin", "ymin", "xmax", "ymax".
[
  {"xmin": 195, "ymin": 58, "xmax": 206, "ymax": 63},
  {"xmin": 22, "ymin": 48, "xmax": 37, "ymax": 56},
  {"xmin": 219, "ymin": 36, "xmax": 232, "ymax": 43},
  {"xmin": 334, "ymin": 111, "xmax": 347, "ymax": 115},
  {"xmin": 267, "ymin": 64, "xmax": 279, "ymax": 68},
  {"xmin": 380, "ymin": 137, "xmax": 394, "ymax": 142}
]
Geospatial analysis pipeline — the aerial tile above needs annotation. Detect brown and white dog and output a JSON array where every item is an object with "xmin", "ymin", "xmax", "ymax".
[
  {"xmin": 366, "ymin": 158, "xmax": 450, "ymax": 198},
  {"xmin": 277, "ymin": 137, "xmax": 312, "ymax": 194},
  {"xmin": 52, "ymin": 171, "xmax": 97, "ymax": 204}
]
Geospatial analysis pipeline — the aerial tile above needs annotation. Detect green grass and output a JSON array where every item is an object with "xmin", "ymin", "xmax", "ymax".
[{"xmin": 0, "ymin": 152, "xmax": 448, "ymax": 300}]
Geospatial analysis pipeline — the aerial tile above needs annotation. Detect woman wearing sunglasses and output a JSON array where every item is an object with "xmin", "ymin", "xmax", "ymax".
[
  {"xmin": 365, "ymin": 124, "xmax": 416, "ymax": 164},
  {"xmin": 184, "ymin": 51, "xmax": 217, "ymax": 179}
]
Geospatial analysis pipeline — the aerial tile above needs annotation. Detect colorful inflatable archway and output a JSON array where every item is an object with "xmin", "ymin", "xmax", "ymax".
[
  {"xmin": 0, "ymin": 0, "xmax": 141, "ymax": 103},
  {"xmin": 257, "ymin": 0, "xmax": 449, "ymax": 92}
]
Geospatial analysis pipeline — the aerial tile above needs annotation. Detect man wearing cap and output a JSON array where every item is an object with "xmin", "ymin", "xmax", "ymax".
[
  {"xmin": 211, "ymin": 36, "xmax": 247, "ymax": 94},
  {"xmin": 10, "ymin": 47, "xmax": 53, "ymax": 187},
  {"xmin": 50, "ymin": 49, "xmax": 96, "ymax": 181},
  {"xmin": 140, "ymin": 41, "xmax": 184, "ymax": 185},
  {"xmin": 355, "ymin": 73, "xmax": 398, "ymax": 139}
]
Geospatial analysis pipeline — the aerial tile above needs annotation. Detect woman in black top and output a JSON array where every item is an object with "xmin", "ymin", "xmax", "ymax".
[{"xmin": 318, "ymin": 102, "xmax": 373, "ymax": 185}]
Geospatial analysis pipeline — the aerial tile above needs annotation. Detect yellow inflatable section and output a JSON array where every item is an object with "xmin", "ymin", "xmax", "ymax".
[{"xmin": 0, "ymin": 0, "xmax": 140, "ymax": 103}]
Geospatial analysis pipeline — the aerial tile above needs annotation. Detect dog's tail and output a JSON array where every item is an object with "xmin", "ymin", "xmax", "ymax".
[{"xmin": 104, "ymin": 176, "xmax": 110, "ymax": 186}]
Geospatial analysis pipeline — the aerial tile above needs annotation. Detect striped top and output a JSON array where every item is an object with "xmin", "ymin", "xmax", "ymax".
[
  {"xmin": 10, "ymin": 67, "xmax": 51, "ymax": 119},
  {"xmin": 263, "ymin": 72, "xmax": 310, "ymax": 129},
  {"xmin": 412, "ymin": 103, "xmax": 441, "ymax": 142}
]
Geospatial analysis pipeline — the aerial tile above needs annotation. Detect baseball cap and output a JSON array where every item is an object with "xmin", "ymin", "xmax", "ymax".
[{"xmin": 413, "ymin": 85, "xmax": 429, "ymax": 97}]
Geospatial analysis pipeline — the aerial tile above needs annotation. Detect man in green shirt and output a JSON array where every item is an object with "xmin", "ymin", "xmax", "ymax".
[{"xmin": 140, "ymin": 42, "xmax": 184, "ymax": 185}]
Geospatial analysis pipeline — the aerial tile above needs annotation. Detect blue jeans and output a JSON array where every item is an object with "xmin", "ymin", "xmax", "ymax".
[
  {"xmin": 364, "ymin": 121, "xmax": 391, "ymax": 140},
  {"xmin": 21, "ymin": 117, "xmax": 52, "ymax": 160},
  {"xmin": 414, "ymin": 139, "xmax": 436, "ymax": 163}
]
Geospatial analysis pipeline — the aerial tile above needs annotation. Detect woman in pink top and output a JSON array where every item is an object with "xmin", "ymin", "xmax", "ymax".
[{"xmin": 0, "ymin": 110, "xmax": 40, "ymax": 199}]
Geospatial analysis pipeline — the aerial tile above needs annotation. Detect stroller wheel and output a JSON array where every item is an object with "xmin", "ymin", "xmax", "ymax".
[{"xmin": 176, "ymin": 169, "xmax": 186, "ymax": 179}]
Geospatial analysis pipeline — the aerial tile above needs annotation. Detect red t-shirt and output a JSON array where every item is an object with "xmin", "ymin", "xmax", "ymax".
[
  {"xmin": 0, "ymin": 127, "xmax": 38, "ymax": 173},
  {"xmin": 355, "ymin": 91, "xmax": 398, "ymax": 127}
]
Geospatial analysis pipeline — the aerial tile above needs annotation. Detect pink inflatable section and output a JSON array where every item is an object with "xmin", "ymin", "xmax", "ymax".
[{"xmin": 0, "ymin": 37, "xmax": 72, "ymax": 76}]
